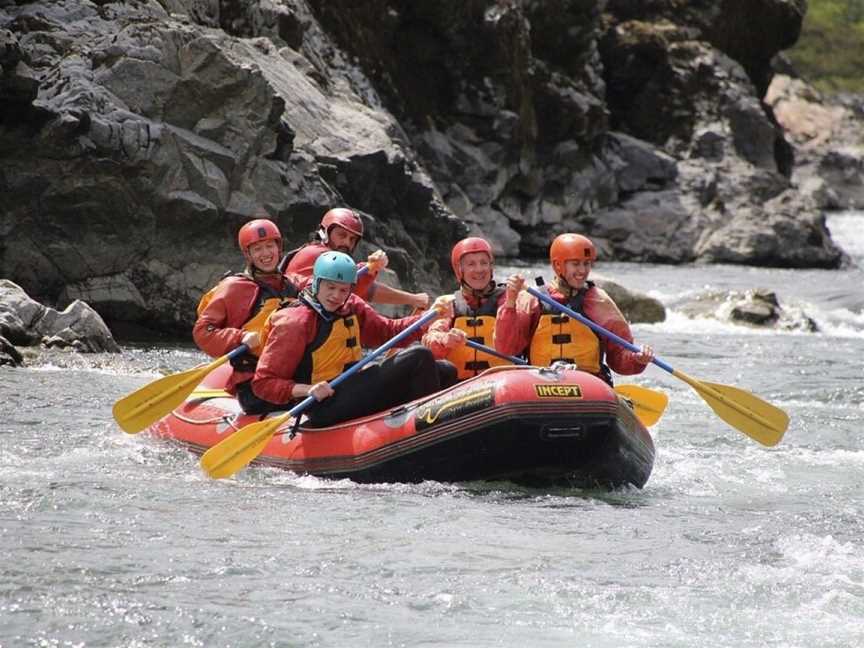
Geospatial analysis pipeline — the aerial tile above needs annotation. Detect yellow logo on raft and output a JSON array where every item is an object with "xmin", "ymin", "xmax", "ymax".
[
  {"xmin": 534, "ymin": 384, "xmax": 583, "ymax": 398},
  {"xmin": 415, "ymin": 387, "xmax": 495, "ymax": 430}
]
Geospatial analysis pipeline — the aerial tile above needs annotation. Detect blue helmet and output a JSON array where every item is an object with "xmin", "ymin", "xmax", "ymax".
[{"xmin": 312, "ymin": 251, "xmax": 358, "ymax": 295}]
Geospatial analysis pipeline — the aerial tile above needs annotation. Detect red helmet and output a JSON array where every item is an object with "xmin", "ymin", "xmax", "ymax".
[
  {"xmin": 238, "ymin": 218, "xmax": 282, "ymax": 254},
  {"xmin": 450, "ymin": 237, "xmax": 494, "ymax": 281},
  {"xmin": 320, "ymin": 208, "xmax": 364, "ymax": 240},
  {"xmin": 550, "ymin": 233, "xmax": 596, "ymax": 274}
]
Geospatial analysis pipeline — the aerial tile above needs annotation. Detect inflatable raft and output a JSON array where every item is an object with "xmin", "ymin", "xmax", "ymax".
[{"xmin": 149, "ymin": 362, "xmax": 655, "ymax": 489}]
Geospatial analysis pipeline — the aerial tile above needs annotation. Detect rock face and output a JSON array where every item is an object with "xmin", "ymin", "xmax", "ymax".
[
  {"xmin": 593, "ymin": 277, "xmax": 666, "ymax": 325},
  {"xmin": 0, "ymin": 0, "xmax": 846, "ymax": 338},
  {"xmin": 767, "ymin": 73, "xmax": 864, "ymax": 211},
  {"xmin": 0, "ymin": 334, "xmax": 23, "ymax": 367},
  {"xmin": 0, "ymin": 279, "xmax": 121, "ymax": 355},
  {"xmin": 679, "ymin": 287, "xmax": 818, "ymax": 332}
]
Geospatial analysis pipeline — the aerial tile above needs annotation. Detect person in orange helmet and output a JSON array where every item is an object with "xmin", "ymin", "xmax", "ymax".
[
  {"xmin": 193, "ymin": 214, "xmax": 301, "ymax": 394},
  {"xmin": 286, "ymin": 207, "xmax": 429, "ymax": 310},
  {"xmin": 422, "ymin": 237, "xmax": 514, "ymax": 380},
  {"xmin": 495, "ymin": 233, "xmax": 654, "ymax": 385}
]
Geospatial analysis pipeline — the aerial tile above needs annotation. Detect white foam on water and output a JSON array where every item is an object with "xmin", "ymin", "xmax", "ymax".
[
  {"xmin": 24, "ymin": 346, "xmax": 209, "ymax": 377},
  {"xmin": 638, "ymin": 305, "xmax": 864, "ymax": 339},
  {"xmin": 828, "ymin": 210, "xmax": 864, "ymax": 262},
  {"xmin": 638, "ymin": 310, "xmax": 780, "ymax": 336},
  {"xmin": 780, "ymin": 396, "xmax": 864, "ymax": 410},
  {"xmin": 781, "ymin": 446, "xmax": 864, "ymax": 467},
  {"xmin": 810, "ymin": 306, "xmax": 864, "ymax": 338},
  {"xmin": 775, "ymin": 534, "xmax": 864, "ymax": 581}
]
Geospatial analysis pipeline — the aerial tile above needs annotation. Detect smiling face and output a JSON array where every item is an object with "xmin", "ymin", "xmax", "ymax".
[
  {"xmin": 328, "ymin": 226, "xmax": 360, "ymax": 254},
  {"xmin": 316, "ymin": 278, "xmax": 353, "ymax": 312},
  {"xmin": 560, "ymin": 258, "xmax": 593, "ymax": 290},
  {"xmin": 247, "ymin": 239, "xmax": 281, "ymax": 273},
  {"xmin": 459, "ymin": 251, "xmax": 493, "ymax": 291}
]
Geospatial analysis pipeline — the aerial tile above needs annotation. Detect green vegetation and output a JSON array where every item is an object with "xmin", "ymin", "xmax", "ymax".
[{"xmin": 786, "ymin": 0, "xmax": 864, "ymax": 94}]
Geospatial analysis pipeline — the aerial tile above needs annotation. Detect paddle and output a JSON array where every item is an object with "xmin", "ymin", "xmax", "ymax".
[
  {"xmin": 613, "ymin": 384, "xmax": 668, "ymax": 427},
  {"xmin": 113, "ymin": 267, "xmax": 373, "ymax": 434},
  {"xmin": 464, "ymin": 339, "xmax": 667, "ymax": 427},
  {"xmin": 526, "ymin": 279, "xmax": 789, "ymax": 446},
  {"xmin": 465, "ymin": 339, "xmax": 527, "ymax": 364},
  {"xmin": 200, "ymin": 307, "xmax": 443, "ymax": 479},
  {"xmin": 113, "ymin": 344, "xmax": 250, "ymax": 434}
]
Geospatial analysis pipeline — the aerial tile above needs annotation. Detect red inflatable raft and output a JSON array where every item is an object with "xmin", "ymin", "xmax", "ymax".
[{"xmin": 149, "ymin": 363, "xmax": 655, "ymax": 489}]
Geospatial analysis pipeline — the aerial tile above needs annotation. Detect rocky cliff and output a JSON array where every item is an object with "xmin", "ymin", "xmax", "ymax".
[{"xmin": 0, "ymin": 0, "xmax": 845, "ymax": 338}]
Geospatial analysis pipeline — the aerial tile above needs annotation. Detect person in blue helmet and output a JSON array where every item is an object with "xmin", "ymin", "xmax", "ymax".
[{"xmin": 241, "ymin": 251, "xmax": 456, "ymax": 426}]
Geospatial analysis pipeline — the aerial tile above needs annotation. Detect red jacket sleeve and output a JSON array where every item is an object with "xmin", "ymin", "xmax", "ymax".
[
  {"xmin": 494, "ymin": 292, "xmax": 539, "ymax": 357},
  {"xmin": 192, "ymin": 278, "xmax": 257, "ymax": 357},
  {"xmin": 584, "ymin": 287, "xmax": 648, "ymax": 376},
  {"xmin": 354, "ymin": 262, "xmax": 378, "ymax": 301},
  {"xmin": 286, "ymin": 244, "xmax": 379, "ymax": 299},
  {"xmin": 285, "ymin": 243, "xmax": 323, "ymax": 281},
  {"xmin": 351, "ymin": 294, "xmax": 425, "ymax": 347},
  {"xmin": 283, "ymin": 270, "xmax": 306, "ymax": 291},
  {"xmin": 251, "ymin": 307, "xmax": 317, "ymax": 405}
]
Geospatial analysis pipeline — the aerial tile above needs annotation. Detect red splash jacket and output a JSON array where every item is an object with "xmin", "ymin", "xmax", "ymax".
[
  {"xmin": 192, "ymin": 272, "xmax": 300, "ymax": 391},
  {"xmin": 494, "ymin": 282, "xmax": 649, "ymax": 379},
  {"xmin": 286, "ymin": 243, "xmax": 378, "ymax": 301},
  {"xmin": 251, "ymin": 293, "xmax": 427, "ymax": 405}
]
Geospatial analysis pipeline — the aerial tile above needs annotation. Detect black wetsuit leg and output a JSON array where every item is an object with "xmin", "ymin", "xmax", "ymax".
[
  {"xmin": 304, "ymin": 346, "xmax": 442, "ymax": 428},
  {"xmin": 435, "ymin": 359, "xmax": 459, "ymax": 389},
  {"xmin": 236, "ymin": 380, "xmax": 282, "ymax": 415}
]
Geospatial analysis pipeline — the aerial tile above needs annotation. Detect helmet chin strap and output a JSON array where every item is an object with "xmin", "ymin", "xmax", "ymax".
[
  {"xmin": 246, "ymin": 259, "xmax": 281, "ymax": 278},
  {"xmin": 552, "ymin": 274, "xmax": 584, "ymax": 298},
  {"xmin": 301, "ymin": 287, "xmax": 336, "ymax": 321},
  {"xmin": 243, "ymin": 254, "xmax": 262, "ymax": 278},
  {"xmin": 552, "ymin": 274, "xmax": 570, "ymax": 294},
  {"xmin": 460, "ymin": 278, "xmax": 496, "ymax": 299}
]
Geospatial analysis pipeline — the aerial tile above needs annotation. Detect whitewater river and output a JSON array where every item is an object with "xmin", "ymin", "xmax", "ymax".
[{"xmin": 2, "ymin": 212, "xmax": 863, "ymax": 647}]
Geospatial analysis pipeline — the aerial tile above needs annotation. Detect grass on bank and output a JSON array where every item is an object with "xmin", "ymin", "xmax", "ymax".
[{"xmin": 786, "ymin": 0, "xmax": 864, "ymax": 95}]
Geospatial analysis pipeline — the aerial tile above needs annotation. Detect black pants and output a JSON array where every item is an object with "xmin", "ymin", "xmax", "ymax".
[{"xmin": 239, "ymin": 347, "xmax": 458, "ymax": 427}]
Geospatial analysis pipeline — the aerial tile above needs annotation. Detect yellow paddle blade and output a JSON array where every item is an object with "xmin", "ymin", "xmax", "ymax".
[
  {"xmin": 112, "ymin": 354, "xmax": 229, "ymax": 434},
  {"xmin": 614, "ymin": 384, "xmax": 668, "ymax": 427},
  {"xmin": 673, "ymin": 370, "xmax": 789, "ymax": 447},
  {"xmin": 199, "ymin": 413, "xmax": 291, "ymax": 479}
]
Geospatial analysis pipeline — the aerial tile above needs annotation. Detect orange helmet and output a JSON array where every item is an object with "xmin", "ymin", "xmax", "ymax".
[
  {"xmin": 238, "ymin": 218, "xmax": 282, "ymax": 255},
  {"xmin": 450, "ymin": 237, "xmax": 494, "ymax": 281},
  {"xmin": 320, "ymin": 208, "xmax": 364, "ymax": 240},
  {"xmin": 549, "ymin": 233, "xmax": 596, "ymax": 274}
]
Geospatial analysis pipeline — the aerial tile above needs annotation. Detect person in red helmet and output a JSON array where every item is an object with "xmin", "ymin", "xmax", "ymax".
[
  {"xmin": 422, "ymin": 237, "xmax": 514, "ymax": 380},
  {"xmin": 193, "ymin": 213, "xmax": 301, "ymax": 394},
  {"xmin": 286, "ymin": 207, "xmax": 430, "ymax": 310},
  {"xmin": 495, "ymin": 233, "xmax": 654, "ymax": 386},
  {"xmin": 243, "ymin": 251, "xmax": 455, "ymax": 426}
]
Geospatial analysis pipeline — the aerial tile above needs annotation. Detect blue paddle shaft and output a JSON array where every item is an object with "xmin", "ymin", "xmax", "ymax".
[
  {"xmin": 285, "ymin": 308, "xmax": 440, "ymax": 418},
  {"xmin": 465, "ymin": 339, "xmax": 527, "ymax": 365},
  {"xmin": 227, "ymin": 344, "xmax": 250, "ymax": 360},
  {"xmin": 525, "ymin": 285, "xmax": 674, "ymax": 374}
]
